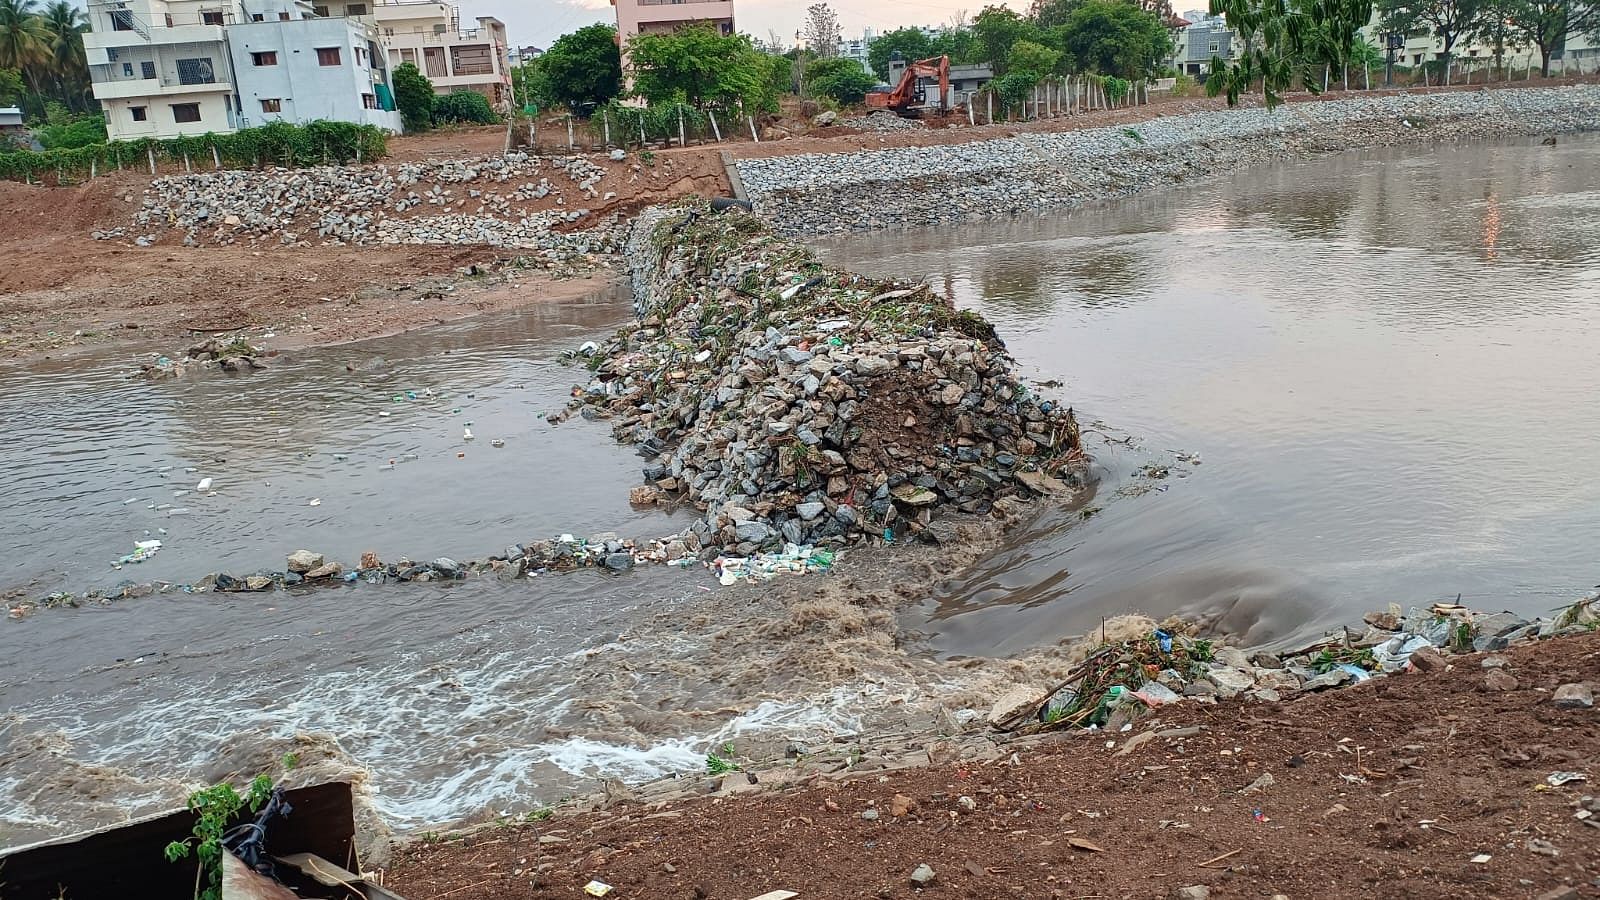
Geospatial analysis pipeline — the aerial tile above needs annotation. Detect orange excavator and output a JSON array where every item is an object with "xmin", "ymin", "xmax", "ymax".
[{"xmin": 865, "ymin": 55, "xmax": 951, "ymax": 117}]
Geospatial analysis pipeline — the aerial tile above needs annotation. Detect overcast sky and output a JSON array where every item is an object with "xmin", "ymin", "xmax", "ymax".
[{"xmin": 479, "ymin": 0, "xmax": 1022, "ymax": 51}]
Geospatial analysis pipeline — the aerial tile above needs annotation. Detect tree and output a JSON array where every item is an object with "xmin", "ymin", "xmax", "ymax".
[
  {"xmin": 392, "ymin": 61, "xmax": 434, "ymax": 131},
  {"xmin": 37, "ymin": 0, "xmax": 85, "ymax": 110},
  {"xmin": 1030, "ymin": 0, "xmax": 1086, "ymax": 28},
  {"xmin": 1007, "ymin": 38, "xmax": 1064, "ymax": 75},
  {"xmin": 0, "ymin": 66, "xmax": 21, "ymax": 106},
  {"xmin": 1205, "ymin": 0, "xmax": 1371, "ymax": 108},
  {"xmin": 629, "ymin": 25, "xmax": 779, "ymax": 113},
  {"xmin": 867, "ymin": 27, "xmax": 933, "ymax": 79},
  {"xmin": 803, "ymin": 3, "xmax": 841, "ymax": 57},
  {"xmin": 1497, "ymin": 0, "xmax": 1600, "ymax": 75},
  {"xmin": 1056, "ymin": 0, "xmax": 1173, "ymax": 76},
  {"xmin": 1376, "ymin": 0, "xmax": 1486, "ymax": 82},
  {"xmin": 806, "ymin": 56, "xmax": 878, "ymax": 102},
  {"xmin": 973, "ymin": 5, "xmax": 1040, "ymax": 73},
  {"xmin": 537, "ymin": 23, "xmax": 622, "ymax": 112},
  {"xmin": 0, "ymin": 0, "xmax": 48, "ymax": 96}
]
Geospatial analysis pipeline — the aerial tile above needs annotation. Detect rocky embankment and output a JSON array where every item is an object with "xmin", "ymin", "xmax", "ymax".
[
  {"xmin": 94, "ymin": 151, "xmax": 631, "ymax": 262},
  {"xmin": 738, "ymin": 85, "xmax": 1600, "ymax": 233},
  {"xmin": 557, "ymin": 202, "xmax": 1084, "ymax": 554}
]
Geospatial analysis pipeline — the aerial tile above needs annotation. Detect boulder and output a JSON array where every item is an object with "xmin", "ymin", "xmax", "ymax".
[{"xmin": 286, "ymin": 550, "xmax": 323, "ymax": 574}]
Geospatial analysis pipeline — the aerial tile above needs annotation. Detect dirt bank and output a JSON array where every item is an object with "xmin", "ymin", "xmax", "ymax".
[
  {"xmin": 0, "ymin": 147, "xmax": 729, "ymax": 363},
  {"xmin": 385, "ymin": 630, "xmax": 1600, "ymax": 899}
]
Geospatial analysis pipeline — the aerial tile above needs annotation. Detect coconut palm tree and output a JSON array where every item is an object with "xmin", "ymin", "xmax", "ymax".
[
  {"xmin": 38, "ymin": 0, "xmax": 86, "ymax": 108},
  {"xmin": 0, "ymin": 0, "xmax": 48, "ymax": 104}
]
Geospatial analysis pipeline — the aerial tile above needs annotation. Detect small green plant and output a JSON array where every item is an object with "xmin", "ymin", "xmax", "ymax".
[
  {"xmin": 1120, "ymin": 127, "xmax": 1145, "ymax": 145},
  {"xmin": 526, "ymin": 806, "xmax": 554, "ymax": 822},
  {"xmin": 164, "ymin": 775, "xmax": 273, "ymax": 900},
  {"xmin": 1450, "ymin": 621, "xmax": 1476, "ymax": 652},
  {"xmin": 640, "ymin": 150, "xmax": 656, "ymax": 166},
  {"xmin": 281, "ymin": 752, "xmax": 299, "ymax": 770},
  {"xmin": 705, "ymin": 741, "xmax": 740, "ymax": 775},
  {"xmin": 1190, "ymin": 639, "xmax": 1215, "ymax": 662},
  {"xmin": 1310, "ymin": 646, "xmax": 1378, "ymax": 674}
]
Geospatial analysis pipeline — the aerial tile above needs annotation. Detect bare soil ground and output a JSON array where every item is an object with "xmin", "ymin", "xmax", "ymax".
[
  {"xmin": 0, "ymin": 148, "xmax": 728, "ymax": 363},
  {"xmin": 384, "ymin": 631, "xmax": 1600, "ymax": 900}
]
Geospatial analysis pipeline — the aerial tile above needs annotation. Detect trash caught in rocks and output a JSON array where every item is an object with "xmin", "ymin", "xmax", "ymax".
[{"xmin": 714, "ymin": 544, "xmax": 836, "ymax": 585}]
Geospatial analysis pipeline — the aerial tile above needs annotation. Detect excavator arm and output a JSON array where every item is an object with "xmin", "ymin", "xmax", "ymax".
[{"xmin": 867, "ymin": 55, "xmax": 952, "ymax": 116}]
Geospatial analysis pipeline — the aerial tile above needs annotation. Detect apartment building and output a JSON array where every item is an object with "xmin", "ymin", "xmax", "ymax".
[
  {"xmin": 613, "ymin": 0, "xmax": 734, "ymax": 74},
  {"xmin": 318, "ymin": 1, "xmax": 511, "ymax": 105},
  {"xmin": 1170, "ymin": 10, "xmax": 1236, "ymax": 76},
  {"xmin": 1362, "ymin": 16, "xmax": 1599, "ymax": 76},
  {"xmin": 84, "ymin": 0, "xmax": 400, "ymax": 140},
  {"xmin": 836, "ymin": 28, "xmax": 875, "ymax": 75}
]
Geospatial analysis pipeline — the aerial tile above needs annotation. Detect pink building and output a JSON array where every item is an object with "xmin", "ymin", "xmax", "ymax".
[{"xmin": 612, "ymin": 0, "xmax": 734, "ymax": 72}]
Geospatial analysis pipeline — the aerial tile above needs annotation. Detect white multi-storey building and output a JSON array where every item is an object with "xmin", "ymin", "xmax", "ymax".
[
  {"xmin": 84, "ymin": 0, "xmax": 401, "ymax": 140},
  {"xmin": 318, "ymin": 1, "xmax": 511, "ymax": 106}
]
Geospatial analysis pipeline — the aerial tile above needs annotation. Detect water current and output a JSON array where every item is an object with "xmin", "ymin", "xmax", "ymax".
[{"xmin": 3, "ymin": 134, "xmax": 1598, "ymax": 849}]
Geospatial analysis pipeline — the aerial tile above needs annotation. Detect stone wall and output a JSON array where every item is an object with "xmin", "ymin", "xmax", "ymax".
[{"xmin": 737, "ymin": 85, "xmax": 1600, "ymax": 234}]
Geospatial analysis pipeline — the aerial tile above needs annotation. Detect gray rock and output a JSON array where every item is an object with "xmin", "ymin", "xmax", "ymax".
[
  {"xmin": 909, "ymin": 863, "xmax": 936, "ymax": 887},
  {"xmin": 431, "ymin": 557, "xmax": 461, "ymax": 576},
  {"xmin": 603, "ymin": 552, "xmax": 635, "ymax": 572},
  {"xmin": 1301, "ymin": 668, "xmax": 1355, "ymax": 691},
  {"xmin": 1175, "ymin": 887, "xmax": 1210, "ymax": 900},
  {"xmin": 797, "ymin": 501, "xmax": 825, "ymax": 521},
  {"xmin": 860, "ymin": 808, "xmax": 879, "ymax": 821},
  {"xmin": 734, "ymin": 521, "xmax": 772, "ymax": 544},
  {"xmin": 1204, "ymin": 666, "xmax": 1255, "ymax": 699},
  {"xmin": 1553, "ymin": 683, "xmax": 1594, "ymax": 709},
  {"xmin": 286, "ymin": 549, "xmax": 323, "ymax": 574}
]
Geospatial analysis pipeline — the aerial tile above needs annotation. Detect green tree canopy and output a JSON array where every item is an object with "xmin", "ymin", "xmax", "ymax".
[
  {"xmin": 1055, "ymin": 0, "xmax": 1172, "ymax": 76},
  {"xmin": 0, "ymin": 66, "xmax": 21, "ymax": 106},
  {"xmin": 1375, "ymin": 0, "xmax": 1483, "ymax": 78},
  {"xmin": 1007, "ymin": 37, "xmax": 1064, "ymax": 76},
  {"xmin": 973, "ymin": 5, "xmax": 1043, "ymax": 73},
  {"xmin": 537, "ymin": 23, "xmax": 623, "ymax": 111},
  {"xmin": 1494, "ymin": 0, "xmax": 1600, "ymax": 75},
  {"xmin": 1206, "ymin": 0, "xmax": 1371, "ymax": 107},
  {"xmin": 628, "ymin": 25, "xmax": 778, "ymax": 113},
  {"xmin": 866, "ymin": 27, "xmax": 934, "ymax": 79},
  {"xmin": 805, "ymin": 56, "xmax": 878, "ymax": 103},
  {"xmin": 392, "ymin": 61, "xmax": 435, "ymax": 131}
]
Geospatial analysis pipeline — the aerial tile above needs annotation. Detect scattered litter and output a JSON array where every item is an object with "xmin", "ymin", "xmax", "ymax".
[
  {"xmin": 195, "ymin": 477, "xmax": 212, "ymax": 492},
  {"xmin": 114, "ymin": 540, "xmax": 162, "ymax": 566},
  {"xmin": 1065, "ymin": 838, "xmax": 1103, "ymax": 853},
  {"xmin": 714, "ymin": 544, "xmax": 835, "ymax": 585},
  {"xmin": 491, "ymin": 439, "xmax": 505, "ymax": 448},
  {"xmin": 582, "ymin": 881, "xmax": 613, "ymax": 897},
  {"xmin": 1548, "ymin": 772, "xmax": 1588, "ymax": 787},
  {"xmin": 308, "ymin": 498, "xmax": 322, "ymax": 507},
  {"xmin": 1470, "ymin": 853, "xmax": 1492, "ymax": 864},
  {"xmin": 748, "ymin": 892, "xmax": 799, "ymax": 900}
]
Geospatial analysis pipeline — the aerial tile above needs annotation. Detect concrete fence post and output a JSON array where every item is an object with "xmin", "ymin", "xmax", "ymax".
[
  {"xmin": 212, "ymin": 144, "xmax": 221, "ymax": 169},
  {"xmin": 603, "ymin": 110, "xmax": 611, "ymax": 147},
  {"xmin": 986, "ymin": 91, "xmax": 993, "ymax": 124},
  {"xmin": 748, "ymin": 115, "xmax": 759, "ymax": 142},
  {"xmin": 708, "ymin": 109, "xmax": 721, "ymax": 142},
  {"xmin": 147, "ymin": 146, "xmax": 157, "ymax": 175},
  {"xmin": 677, "ymin": 106, "xmax": 686, "ymax": 147},
  {"xmin": 567, "ymin": 115, "xmax": 575, "ymax": 151}
]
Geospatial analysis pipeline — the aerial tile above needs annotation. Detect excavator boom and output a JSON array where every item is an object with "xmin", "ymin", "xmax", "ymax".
[{"xmin": 865, "ymin": 55, "xmax": 951, "ymax": 117}]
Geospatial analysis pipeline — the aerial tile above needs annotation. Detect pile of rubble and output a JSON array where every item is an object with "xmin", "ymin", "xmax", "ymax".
[
  {"xmin": 556, "ymin": 201, "xmax": 1084, "ymax": 554},
  {"xmin": 843, "ymin": 111, "xmax": 928, "ymax": 133},
  {"xmin": 991, "ymin": 596, "xmax": 1600, "ymax": 732},
  {"xmin": 137, "ymin": 335, "xmax": 267, "ymax": 379},
  {"xmin": 106, "ymin": 152, "xmax": 627, "ymax": 255}
]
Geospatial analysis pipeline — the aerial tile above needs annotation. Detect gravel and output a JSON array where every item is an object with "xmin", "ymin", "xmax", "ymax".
[{"xmin": 739, "ymin": 85, "xmax": 1600, "ymax": 234}]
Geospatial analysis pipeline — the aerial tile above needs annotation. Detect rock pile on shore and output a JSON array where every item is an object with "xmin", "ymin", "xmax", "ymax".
[
  {"xmin": 557, "ymin": 202, "xmax": 1084, "ymax": 554},
  {"xmin": 740, "ymin": 85, "xmax": 1600, "ymax": 234},
  {"xmin": 107, "ymin": 151, "xmax": 627, "ymax": 255}
]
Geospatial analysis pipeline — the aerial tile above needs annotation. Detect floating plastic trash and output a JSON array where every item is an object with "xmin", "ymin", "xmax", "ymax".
[
  {"xmin": 714, "ymin": 544, "xmax": 836, "ymax": 585},
  {"xmin": 115, "ymin": 540, "xmax": 162, "ymax": 566}
]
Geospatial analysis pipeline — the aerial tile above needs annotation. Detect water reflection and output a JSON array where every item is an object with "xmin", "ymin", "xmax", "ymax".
[{"xmin": 825, "ymin": 135, "xmax": 1600, "ymax": 657}]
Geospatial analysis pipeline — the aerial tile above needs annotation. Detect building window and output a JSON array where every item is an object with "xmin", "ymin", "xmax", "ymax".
[
  {"xmin": 279, "ymin": 11, "xmax": 291, "ymax": 19},
  {"xmin": 201, "ymin": 10, "xmax": 224, "ymax": 25},
  {"xmin": 345, "ymin": 3, "xmax": 367, "ymax": 13},
  {"xmin": 176, "ymin": 57, "xmax": 217, "ymax": 85},
  {"xmin": 141, "ymin": 60, "xmax": 156, "ymax": 79},
  {"xmin": 171, "ymin": 103, "xmax": 202, "ymax": 123},
  {"xmin": 355, "ymin": 46, "xmax": 365, "ymax": 66},
  {"xmin": 316, "ymin": 46, "xmax": 341, "ymax": 66},
  {"xmin": 362, "ymin": 92, "xmax": 377, "ymax": 108},
  {"xmin": 164, "ymin": 13, "xmax": 173, "ymax": 26},
  {"xmin": 130, "ymin": 106, "xmax": 147, "ymax": 121},
  {"xmin": 252, "ymin": 51, "xmax": 278, "ymax": 66},
  {"xmin": 385, "ymin": 27, "xmax": 394, "ymax": 36},
  {"xmin": 251, "ymin": 13, "xmax": 264, "ymax": 20},
  {"xmin": 110, "ymin": 9, "xmax": 134, "ymax": 30},
  {"xmin": 122, "ymin": 62, "xmax": 133, "ymax": 76},
  {"xmin": 1208, "ymin": 41, "xmax": 1219, "ymax": 53},
  {"xmin": 260, "ymin": 98, "xmax": 282, "ymax": 112},
  {"xmin": 313, "ymin": 4, "xmax": 329, "ymax": 15}
]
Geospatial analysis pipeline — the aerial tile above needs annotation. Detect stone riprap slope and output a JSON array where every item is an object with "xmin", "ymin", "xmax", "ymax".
[
  {"xmin": 566, "ymin": 203, "xmax": 1084, "ymax": 555},
  {"xmin": 738, "ymin": 85, "xmax": 1600, "ymax": 234},
  {"xmin": 103, "ymin": 151, "xmax": 627, "ymax": 258}
]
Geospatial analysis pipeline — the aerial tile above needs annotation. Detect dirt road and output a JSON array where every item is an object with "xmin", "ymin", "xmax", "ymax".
[{"xmin": 385, "ymin": 631, "xmax": 1600, "ymax": 899}]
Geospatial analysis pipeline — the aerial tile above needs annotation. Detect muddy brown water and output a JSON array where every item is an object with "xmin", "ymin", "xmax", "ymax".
[
  {"xmin": 3, "ymin": 135, "xmax": 1597, "ymax": 850},
  {"xmin": 822, "ymin": 134, "xmax": 1600, "ymax": 656}
]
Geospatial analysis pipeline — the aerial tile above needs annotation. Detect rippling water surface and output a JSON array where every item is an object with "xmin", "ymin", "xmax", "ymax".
[{"xmin": 824, "ymin": 135, "xmax": 1600, "ymax": 655}]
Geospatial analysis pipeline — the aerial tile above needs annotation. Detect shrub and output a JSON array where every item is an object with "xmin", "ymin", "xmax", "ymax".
[
  {"xmin": 805, "ymin": 57, "xmax": 878, "ymax": 105},
  {"xmin": 393, "ymin": 62, "xmax": 435, "ymax": 131},
  {"xmin": 432, "ymin": 89, "xmax": 499, "ymax": 125}
]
